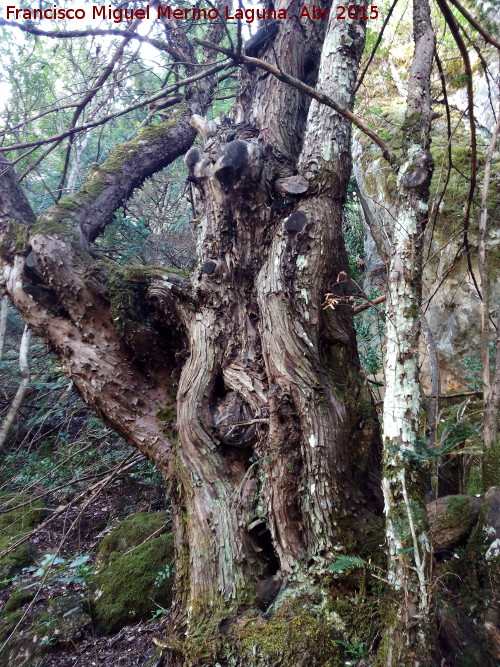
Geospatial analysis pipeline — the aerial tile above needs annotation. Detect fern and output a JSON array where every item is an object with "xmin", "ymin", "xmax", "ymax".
[{"xmin": 328, "ymin": 555, "xmax": 379, "ymax": 574}]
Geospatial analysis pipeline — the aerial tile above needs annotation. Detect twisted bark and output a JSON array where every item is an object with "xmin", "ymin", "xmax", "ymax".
[{"xmin": 0, "ymin": 6, "xmax": 382, "ymax": 664}]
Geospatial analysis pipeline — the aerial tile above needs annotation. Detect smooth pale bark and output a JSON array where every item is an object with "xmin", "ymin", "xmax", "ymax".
[
  {"xmin": 421, "ymin": 311, "xmax": 440, "ymax": 448},
  {"xmin": 380, "ymin": 0, "xmax": 435, "ymax": 662},
  {"xmin": 0, "ymin": 324, "xmax": 31, "ymax": 449}
]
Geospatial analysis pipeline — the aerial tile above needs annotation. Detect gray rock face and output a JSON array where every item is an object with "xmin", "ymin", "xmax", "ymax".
[{"xmin": 353, "ymin": 116, "xmax": 500, "ymax": 391}]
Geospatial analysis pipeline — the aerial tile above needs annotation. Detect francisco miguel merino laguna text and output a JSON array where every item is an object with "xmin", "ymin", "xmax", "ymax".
[{"xmin": 6, "ymin": 4, "xmax": 379, "ymax": 23}]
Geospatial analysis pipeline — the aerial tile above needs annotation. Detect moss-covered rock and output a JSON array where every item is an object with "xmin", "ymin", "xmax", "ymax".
[
  {"xmin": 428, "ymin": 494, "xmax": 483, "ymax": 551},
  {"xmin": 0, "ymin": 494, "xmax": 46, "ymax": 586},
  {"xmin": 91, "ymin": 511, "xmax": 174, "ymax": 633},
  {"xmin": 0, "ymin": 608, "xmax": 24, "ymax": 643},
  {"xmin": 433, "ymin": 500, "xmax": 500, "ymax": 667},
  {"xmin": 2, "ymin": 585, "xmax": 36, "ymax": 613},
  {"xmin": 31, "ymin": 594, "xmax": 91, "ymax": 646}
]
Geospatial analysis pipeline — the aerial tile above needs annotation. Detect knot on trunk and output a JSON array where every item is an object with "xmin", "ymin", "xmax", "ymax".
[
  {"xmin": 213, "ymin": 140, "xmax": 256, "ymax": 187},
  {"xmin": 212, "ymin": 391, "xmax": 256, "ymax": 448},
  {"xmin": 402, "ymin": 150, "xmax": 434, "ymax": 189},
  {"xmin": 185, "ymin": 137, "xmax": 261, "ymax": 189}
]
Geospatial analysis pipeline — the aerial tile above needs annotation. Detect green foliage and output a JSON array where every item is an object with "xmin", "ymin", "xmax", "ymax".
[
  {"xmin": 343, "ymin": 179, "xmax": 366, "ymax": 284},
  {"xmin": 31, "ymin": 594, "xmax": 91, "ymax": 647},
  {"xmin": 96, "ymin": 511, "xmax": 168, "ymax": 558},
  {"xmin": 354, "ymin": 297, "xmax": 385, "ymax": 377},
  {"xmin": 328, "ymin": 555, "xmax": 380, "ymax": 575},
  {"xmin": 0, "ymin": 305, "xmax": 161, "ymax": 496},
  {"xmin": 226, "ymin": 598, "xmax": 344, "ymax": 667},
  {"xmin": 21, "ymin": 553, "xmax": 93, "ymax": 589},
  {"xmin": 332, "ymin": 638, "xmax": 369, "ymax": 664},
  {"xmin": 462, "ymin": 356, "xmax": 482, "ymax": 391},
  {"xmin": 2, "ymin": 585, "xmax": 36, "ymax": 614},
  {"xmin": 97, "ymin": 159, "xmax": 195, "ymax": 270}
]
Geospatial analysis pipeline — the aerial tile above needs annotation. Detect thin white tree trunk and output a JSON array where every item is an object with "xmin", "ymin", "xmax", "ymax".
[
  {"xmin": 0, "ymin": 324, "xmax": 32, "ymax": 450},
  {"xmin": 380, "ymin": 0, "xmax": 435, "ymax": 661}
]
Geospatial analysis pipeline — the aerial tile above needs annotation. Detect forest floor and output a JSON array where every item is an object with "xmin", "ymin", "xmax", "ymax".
[{"xmin": 1, "ymin": 473, "xmax": 169, "ymax": 666}]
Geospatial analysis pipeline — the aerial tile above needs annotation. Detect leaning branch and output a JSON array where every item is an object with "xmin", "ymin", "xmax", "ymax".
[
  {"xmin": 195, "ymin": 39, "xmax": 396, "ymax": 164},
  {"xmin": 0, "ymin": 296, "xmax": 7, "ymax": 365},
  {"xmin": 356, "ymin": 0, "xmax": 399, "ymax": 92},
  {"xmin": 479, "ymin": 113, "xmax": 500, "ymax": 452},
  {"xmin": 435, "ymin": 0, "xmax": 478, "ymax": 296}
]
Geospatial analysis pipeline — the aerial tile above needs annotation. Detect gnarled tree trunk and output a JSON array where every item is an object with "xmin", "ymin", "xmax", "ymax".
[{"xmin": 0, "ymin": 5, "xmax": 382, "ymax": 664}]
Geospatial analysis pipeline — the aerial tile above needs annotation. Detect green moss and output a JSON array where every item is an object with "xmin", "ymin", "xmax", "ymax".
[
  {"xmin": 0, "ymin": 494, "xmax": 46, "ymax": 586},
  {"xmin": 82, "ymin": 172, "xmax": 109, "ymax": 198},
  {"xmin": 449, "ymin": 73, "xmax": 471, "ymax": 90},
  {"xmin": 0, "ymin": 609, "xmax": 24, "ymax": 643},
  {"xmin": 57, "ymin": 196, "xmax": 81, "ymax": 212},
  {"xmin": 432, "ymin": 507, "xmax": 499, "ymax": 666},
  {"xmin": 228, "ymin": 602, "xmax": 341, "ymax": 666},
  {"xmin": 0, "ymin": 221, "xmax": 29, "ymax": 259},
  {"xmin": 444, "ymin": 495, "xmax": 473, "ymax": 526},
  {"xmin": 32, "ymin": 210, "xmax": 75, "ymax": 239},
  {"xmin": 96, "ymin": 511, "xmax": 169, "ymax": 559},
  {"xmin": 105, "ymin": 264, "xmax": 187, "ymax": 349},
  {"xmin": 401, "ymin": 111, "xmax": 422, "ymax": 144},
  {"xmin": 483, "ymin": 442, "xmax": 500, "ymax": 489},
  {"xmin": 2, "ymin": 585, "xmax": 36, "ymax": 613},
  {"xmin": 98, "ymin": 109, "xmax": 186, "ymax": 176},
  {"xmin": 91, "ymin": 512, "xmax": 174, "ymax": 633},
  {"xmin": 157, "ymin": 402, "xmax": 178, "ymax": 440},
  {"xmin": 227, "ymin": 597, "xmax": 346, "ymax": 666}
]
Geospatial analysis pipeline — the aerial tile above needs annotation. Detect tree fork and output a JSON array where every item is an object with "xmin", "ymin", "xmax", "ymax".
[{"xmin": 0, "ymin": 5, "xmax": 385, "ymax": 665}]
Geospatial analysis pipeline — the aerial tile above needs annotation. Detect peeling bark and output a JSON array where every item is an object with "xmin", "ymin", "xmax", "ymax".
[
  {"xmin": 0, "ymin": 6, "xmax": 383, "ymax": 664},
  {"xmin": 0, "ymin": 296, "xmax": 7, "ymax": 365}
]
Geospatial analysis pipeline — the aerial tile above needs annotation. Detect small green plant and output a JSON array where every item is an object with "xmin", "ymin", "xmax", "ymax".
[
  {"xmin": 149, "ymin": 607, "xmax": 169, "ymax": 621},
  {"xmin": 328, "ymin": 555, "xmax": 380, "ymax": 574},
  {"xmin": 21, "ymin": 553, "xmax": 93, "ymax": 589},
  {"xmin": 354, "ymin": 300, "xmax": 384, "ymax": 377},
  {"xmin": 333, "ymin": 638, "xmax": 369, "ymax": 663},
  {"xmin": 462, "ymin": 356, "xmax": 482, "ymax": 391},
  {"xmin": 154, "ymin": 564, "xmax": 174, "ymax": 587}
]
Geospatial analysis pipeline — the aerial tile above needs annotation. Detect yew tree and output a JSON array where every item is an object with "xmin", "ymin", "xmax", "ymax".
[{"xmin": 0, "ymin": 0, "xmax": 464, "ymax": 664}]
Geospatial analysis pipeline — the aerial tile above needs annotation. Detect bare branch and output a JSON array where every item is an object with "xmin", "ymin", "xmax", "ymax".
[
  {"xmin": 195, "ymin": 39, "xmax": 396, "ymax": 164},
  {"xmin": 0, "ymin": 18, "xmax": 183, "ymax": 60},
  {"xmin": 57, "ymin": 34, "xmax": 134, "ymax": 200},
  {"xmin": 356, "ymin": 0, "xmax": 400, "ymax": 92},
  {"xmin": 479, "ymin": 113, "xmax": 500, "ymax": 453},
  {"xmin": 0, "ymin": 61, "xmax": 232, "ymax": 154},
  {"xmin": 445, "ymin": 0, "xmax": 500, "ymax": 50},
  {"xmin": 435, "ymin": 0, "xmax": 479, "ymax": 295},
  {"xmin": 0, "ymin": 296, "xmax": 7, "ymax": 365},
  {"xmin": 0, "ymin": 325, "xmax": 32, "ymax": 450}
]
